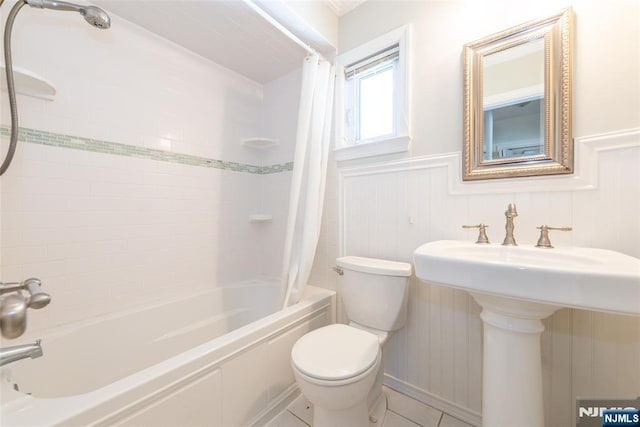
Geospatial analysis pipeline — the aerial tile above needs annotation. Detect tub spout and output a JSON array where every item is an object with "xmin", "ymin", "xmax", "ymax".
[{"xmin": 0, "ymin": 340, "xmax": 43, "ymax": 367}]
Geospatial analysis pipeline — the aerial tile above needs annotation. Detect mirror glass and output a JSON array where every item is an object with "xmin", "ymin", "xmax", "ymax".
[
  {"xmin": 483, "ymin": 38, "xmax": 544, "ymax": 161},
  {"xmin": 463, "ymin": 8, "xmax": 573, "ymax": 180}
]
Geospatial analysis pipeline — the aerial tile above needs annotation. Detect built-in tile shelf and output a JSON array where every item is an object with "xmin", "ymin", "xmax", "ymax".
[
  {"xmin": 0, "ymin": 64, "xmax": 56, "ymax": 100},
  {"xmin": 249, "ymin": 214, "xmax": 273, "ymax": 223},
  {"xmin": 241, "ymin": 137, "xmax": 279, "ymax": 150}
]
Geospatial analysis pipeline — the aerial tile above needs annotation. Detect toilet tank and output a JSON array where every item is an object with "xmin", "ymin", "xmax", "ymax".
[{"xmin": 336, "ymin": 256, "xmax": 412, "ymax": 332}]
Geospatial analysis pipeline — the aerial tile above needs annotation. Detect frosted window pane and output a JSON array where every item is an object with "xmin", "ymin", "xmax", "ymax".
[{"xmin": 359, "ymin": 67, "xmax": 394, "ymax": 140}]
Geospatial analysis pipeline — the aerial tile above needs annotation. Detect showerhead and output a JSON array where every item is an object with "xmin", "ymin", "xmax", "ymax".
[
  {"xmin": 80, "ymin": 5, "xmax": 110, "ymax": 29},
  {"xmin": 25, "ymin": 0, "xmax": 111, "ymax": 29}
]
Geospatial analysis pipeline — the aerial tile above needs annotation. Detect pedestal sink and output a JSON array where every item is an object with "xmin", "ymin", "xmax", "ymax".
[{"xmin": 413, "ymin": 240, "xmax": 640, "ymax": 427}]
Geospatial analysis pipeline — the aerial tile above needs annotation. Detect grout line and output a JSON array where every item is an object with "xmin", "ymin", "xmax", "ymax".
[
  {"xmin": 0, "ymin": 126, "xmax": 293, "ymax": 175},
  {"xmin": 385, "ymin": 409, "xmax": 424, "ymax": 427},
  {"xmin": 286, "ymin": 409, "xmax": 311, "ymax": 426}
]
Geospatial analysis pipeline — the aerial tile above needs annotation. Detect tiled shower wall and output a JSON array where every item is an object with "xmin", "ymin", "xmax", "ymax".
[
  {"xmin": 310, "ymin": 1, "xmax": 640, "ymax": 426},
  {"xmin": 0, "ymin": 7, "xmax": 299, "ymax": 332}
]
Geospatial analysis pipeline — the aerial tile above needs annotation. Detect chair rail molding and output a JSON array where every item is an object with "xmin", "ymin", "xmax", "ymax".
[{"xmin": 337, "ymin": 128, "xmax": 640, "ymax": 195}]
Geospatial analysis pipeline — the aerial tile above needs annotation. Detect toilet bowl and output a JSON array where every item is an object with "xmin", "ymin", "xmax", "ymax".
[
  {"xmin": 291, "ymin": 324, "xmax": 381, "ymax": 427},
  {"xmin": 290, "ymin": 256, "xmax": 411, "ymax": 427}
]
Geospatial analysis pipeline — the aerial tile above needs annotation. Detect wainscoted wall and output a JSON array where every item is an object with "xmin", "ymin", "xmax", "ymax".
[
  {"xmin": 0, "ymin": 7, "xmax": 300, "ymax": 333},
  {"xmin": 336, "ymin": 131, "xmax": 640, "ymax": 426},
  {"xmin": 310, "ymin": 1, "xmax": 639, "ymax": 426}
]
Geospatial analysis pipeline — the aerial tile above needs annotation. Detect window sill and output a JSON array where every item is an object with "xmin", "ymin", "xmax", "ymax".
[{"xmin": 334, "ymin": 135, "xmax": 411, "ymax": 162}]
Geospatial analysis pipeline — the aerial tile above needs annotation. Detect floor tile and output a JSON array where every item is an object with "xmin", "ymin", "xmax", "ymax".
[
  {"xmin": 383, "ymin": 411, "xmax": 422, "ymax": 427},
  {"xmin": 275, "ymin": 390, "xmax": 475, "ymax": 427},
  {"xmin": 438, "ymin": 414, "xmax": 474, "ymax": 427},
  {"xmin": 385, "ymin": 387, "xmax": 443, "ymax": 427},
  {"xmin": 287, "ymin": 395, "xmax": 313, "ymax": 426},
  {"xmin": 264, "ymin": 410, "xmax": 309, "ymax": 427}
]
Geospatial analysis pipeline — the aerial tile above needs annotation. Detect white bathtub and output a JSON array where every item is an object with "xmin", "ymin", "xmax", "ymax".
[{"xmin": 0, "ymin": 281, "xmax": 335, "ymax": 426}]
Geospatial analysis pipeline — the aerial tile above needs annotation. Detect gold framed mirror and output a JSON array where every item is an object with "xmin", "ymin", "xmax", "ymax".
[{"xmin": 462, "ymin": 8, "xmax": 573, "ymax": 180}]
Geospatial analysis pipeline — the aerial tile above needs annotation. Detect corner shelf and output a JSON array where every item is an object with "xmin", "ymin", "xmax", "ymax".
[
  {"xmin": 0, "ymin": 64, "xmax": 56, "ymax": 101},
  {"xmin": 241, "ymin": 138, "xmax": 279, "ymax": 150},
  {"xmin": 249, "ymin": 214, "xmax": 273, "ymax": 223}
]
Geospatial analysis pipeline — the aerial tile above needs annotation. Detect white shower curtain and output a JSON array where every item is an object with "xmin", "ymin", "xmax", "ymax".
[{"xmin": 281, "ymin": 55, "xmax": 335, "ymax": 308}]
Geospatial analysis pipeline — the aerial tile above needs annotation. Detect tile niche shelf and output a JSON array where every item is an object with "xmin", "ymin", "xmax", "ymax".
[
  {"xmin": 0, "ymin": 64, "xmax": 56, "ymax": 100},
  {"xmin": 242, "ymin": 138, "xmax": 277, "ymax": 224},
  {"xmin": 249, "ymin": 214, "xmax": 273, "ymax": 223},
  {"xmin": 241, "ymin": 138, "xmax": 279, "ymax": 150}
]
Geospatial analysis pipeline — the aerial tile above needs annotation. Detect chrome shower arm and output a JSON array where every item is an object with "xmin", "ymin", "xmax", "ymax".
[
  {"xmin": 25, "ymin": 0, "xmax": 81, "ymax": 12},
  {"xmin": 24, "ymin": 0, "xmax": 111, "ymax": 28}
]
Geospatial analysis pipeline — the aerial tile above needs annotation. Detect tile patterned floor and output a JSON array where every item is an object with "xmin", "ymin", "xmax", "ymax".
[{"xmin": 264, "ymin": 387, "xmax": 474, "ymax": 427}]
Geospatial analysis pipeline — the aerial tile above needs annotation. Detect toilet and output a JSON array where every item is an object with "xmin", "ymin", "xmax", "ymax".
[{"xmin": 291, "ymin": 256, "xmax": 412, "ymax": 427}]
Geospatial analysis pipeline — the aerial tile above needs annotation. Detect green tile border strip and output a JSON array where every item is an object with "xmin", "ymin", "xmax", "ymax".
[{"xmin": 0, "ymin": 126, "xmax": 293, "ymax": 175}]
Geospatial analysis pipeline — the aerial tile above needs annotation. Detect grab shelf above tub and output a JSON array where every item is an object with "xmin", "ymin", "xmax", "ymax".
[
  {"xmin": 249, "ymin": 214, "xmax": 273, "ymax": 223},
  {"xmin": 0, "ymin": 64, "xmax": 56, "ymax": 100},
  {"xmin": 241, "ymin": 138, "xmax": 279, "ymax": 150}
]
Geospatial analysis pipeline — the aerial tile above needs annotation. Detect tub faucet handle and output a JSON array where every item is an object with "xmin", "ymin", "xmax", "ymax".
[
  {"xmin": 0, "ymin": 278, "xmax": 50, "ymax": 309},
  {"xmin": 462, "ymin": 224, "xmax": 490, "ymax": 244},
  {"xmin": 535, "ymin": 225, "xmax": 572, "ymax": 248},
  {"xmin": 24, "ymin": 278, "xmax": 51, "ymax": 309}
]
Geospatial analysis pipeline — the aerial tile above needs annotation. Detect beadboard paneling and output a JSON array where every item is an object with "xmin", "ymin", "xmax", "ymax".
[{"xmin": 318, "ymin": 129, "xmax": 640, "ymax": 425}]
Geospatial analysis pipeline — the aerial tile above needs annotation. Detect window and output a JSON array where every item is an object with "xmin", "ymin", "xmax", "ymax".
[
  {"xmin": 345, "ymin": 46, "xmax": 399, "ymax": 142},
  {"xmin": 335, "ymin": 26, "xmax": 410, "ymax": 162}
]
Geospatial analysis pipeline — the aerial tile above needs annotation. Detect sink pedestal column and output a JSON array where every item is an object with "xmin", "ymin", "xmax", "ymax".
[{"xmin": 470, "ymin": 293, "xmax": 559, "ymax": 427}]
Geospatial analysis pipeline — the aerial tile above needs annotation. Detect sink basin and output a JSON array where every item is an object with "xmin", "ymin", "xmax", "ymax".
[
  {"xmin": 413, "ymin": 240, "xmax": 640, "ymax": 426},
  {"xmin": 414, "ymin": 240, "xmax": 640, "ymax": 315}
]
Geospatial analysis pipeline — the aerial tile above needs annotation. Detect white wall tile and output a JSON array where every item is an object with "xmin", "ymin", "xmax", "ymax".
[{"xmin": 0, "ymin": 8, "xmax": 300, "ymax": 332}]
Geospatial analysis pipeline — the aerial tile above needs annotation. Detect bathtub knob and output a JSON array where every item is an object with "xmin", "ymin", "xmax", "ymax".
[{"xmin": 24, "ymin": 278, "xmax": 51, "ymax": 309}]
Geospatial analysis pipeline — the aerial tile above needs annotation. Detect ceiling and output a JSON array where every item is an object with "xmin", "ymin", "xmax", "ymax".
[
  {"xmin": 94, "ymin": 0, "xmax": 312, "ymax": 83},
  {"xmin": 323, "ymin": 0, "xmax": 367, "ymax": 16}
]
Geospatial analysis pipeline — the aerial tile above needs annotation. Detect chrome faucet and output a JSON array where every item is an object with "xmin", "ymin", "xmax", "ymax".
[
  {"xmin": 502, "ymin": 203, "xmax": 518, "ymax": 246},
  {"xmin": 0, "ymin": 340, "xmax": 43, "ymax": 367},
  {"xmin": 0, "ymin": 278, "xmax": 51, "ymax": 339}
]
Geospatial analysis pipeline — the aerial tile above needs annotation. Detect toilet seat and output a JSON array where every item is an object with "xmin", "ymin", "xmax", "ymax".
[{"xmin": 291, "ymin": 324, "xmax": 379, "ymax": 381}]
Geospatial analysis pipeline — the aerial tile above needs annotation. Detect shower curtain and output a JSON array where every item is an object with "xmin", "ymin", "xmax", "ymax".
[{"xmin": 281, "ymin": 55, "xmax": 335, "ymax": 308}]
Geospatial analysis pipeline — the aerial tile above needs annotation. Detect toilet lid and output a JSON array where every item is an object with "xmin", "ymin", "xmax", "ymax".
[
  {"xmin": 291, "ymin": 324, "xmax": 379, "ymax": 381},
  {"xmin": 336, "ymin": 256, "xmax": 412, "ymax": 277}
]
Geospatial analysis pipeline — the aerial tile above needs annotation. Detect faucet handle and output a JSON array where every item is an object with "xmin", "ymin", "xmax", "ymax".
[
  {"xmin": 535, "ymin": 225, "xmax": 572, "ymax": 248},
  {"xmin": 462, "ymin": 224, "xmax": 490, "ymax": 244},
  {"xmin": 23, "ymin": 278, "xmax": 51, "ymax": 309}
]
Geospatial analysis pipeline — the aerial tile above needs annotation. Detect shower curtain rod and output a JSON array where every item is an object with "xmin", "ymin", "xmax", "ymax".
[{"xmin": 242, "ymin": 0, "xmax": 327, "ymax": 62}]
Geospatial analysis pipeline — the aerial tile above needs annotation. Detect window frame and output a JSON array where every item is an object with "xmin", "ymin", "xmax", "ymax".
[{"xmin": 335, "ymin": 25, "xmax": 411, "ymax": 162}]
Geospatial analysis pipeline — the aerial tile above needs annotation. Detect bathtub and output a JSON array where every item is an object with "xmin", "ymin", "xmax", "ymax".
[{"xmin": 0, "ymin": 281, "xmax": 335, "ymax": 426}]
